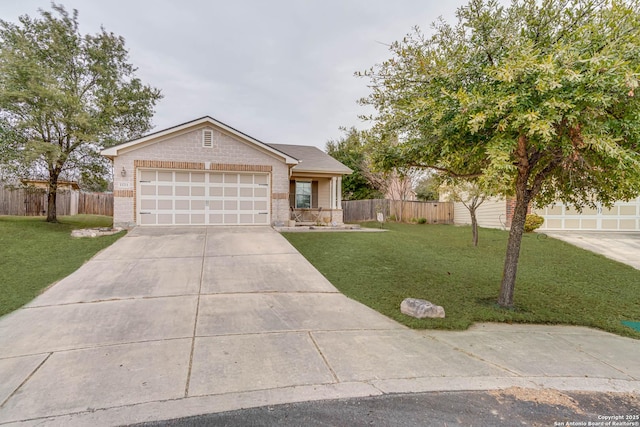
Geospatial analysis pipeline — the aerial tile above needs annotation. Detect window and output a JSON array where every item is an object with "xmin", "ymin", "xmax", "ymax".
[{"xmin": 295, "ymin": 181, "xmax": 311, "ymax": 208}]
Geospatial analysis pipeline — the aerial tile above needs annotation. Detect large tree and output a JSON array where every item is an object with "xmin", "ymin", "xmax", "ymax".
[
  {"xmin": 326, "ymin": 127, "xmax": 384, "ymax": 200},
  {"xmin": 361, "ymin": 0, "xmax": 640, "ymax": 307},
  {"xmin": 0, "ymin": 4, "xmax": 162, "ymax": 221}
]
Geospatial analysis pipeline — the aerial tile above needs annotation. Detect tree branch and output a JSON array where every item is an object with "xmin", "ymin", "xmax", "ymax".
[{"xmin": 408, "ymin": 163, "xmax": 483, "ymax": 179}]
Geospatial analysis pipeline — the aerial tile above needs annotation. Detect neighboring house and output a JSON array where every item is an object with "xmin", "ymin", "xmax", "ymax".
[
  {"xmin": 21, "ymin": 179, "xmax": 80, "ymax": 191},
  {"xmin": 447, "ymin": 196, "xmax": 509, "ymax": 230},
  {"xmin": 384, "ymin": 173, "xmax": 417, "ymax": 201},
  {"xmin": 447, "ymin": 195, "xmax": 640, "ymax": 231},
  {"xmin": 101, "ymin": 116, "xmax": 352, "ymax": 228}
]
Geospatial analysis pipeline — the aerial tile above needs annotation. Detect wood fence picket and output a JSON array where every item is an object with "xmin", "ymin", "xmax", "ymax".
[
  {"xmin": 342, "ymin": 199, "xmax": 453, "ymax": 224},
  {"xmin": 0, "ymin": 186, "xmax": 113, "ymax": 217}
]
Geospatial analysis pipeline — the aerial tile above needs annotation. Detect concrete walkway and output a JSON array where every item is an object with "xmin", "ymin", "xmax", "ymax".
[
  {"xmin": 0, "ymin": 227, "xmax": 638, "ymax": 426},
  {"xmin": 543, "ymin": 231, "xmax": 640, "ymax": 270}
]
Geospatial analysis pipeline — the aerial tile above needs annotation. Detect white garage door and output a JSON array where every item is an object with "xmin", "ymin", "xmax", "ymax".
[
  {"xmin": 535, "ymin": 198, "xmax": 640, "ymax": 231},
  {"xmin": 137, "ymin": 169, "xmax": 270, "ymax": 226}
]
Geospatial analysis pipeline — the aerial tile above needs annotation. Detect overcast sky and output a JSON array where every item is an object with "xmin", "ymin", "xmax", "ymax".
[{"xmin": 1, "ymin": 1, "xmax": 472, "ymax": 149}]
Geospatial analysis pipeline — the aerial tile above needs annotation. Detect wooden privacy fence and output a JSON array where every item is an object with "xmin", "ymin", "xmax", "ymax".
[
  {"xmin": 78, "ymin": 192, "xmax": 114, "ymax": 216},
  {"xmin": 0, "ymin": 186, "xmax": 113, "ymax": 217},
  {"xmin": 342, "ymin": 199, "xmax": 390, "ymax": 223},
  {"xmin": 342, "ymin": 198, "xmax": 454, "ymax": 224}
]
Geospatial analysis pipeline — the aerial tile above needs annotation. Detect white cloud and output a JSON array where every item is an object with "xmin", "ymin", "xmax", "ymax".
[{"xmin": 0, "ymin": 0, "xmax": 473, "ymax": 148}]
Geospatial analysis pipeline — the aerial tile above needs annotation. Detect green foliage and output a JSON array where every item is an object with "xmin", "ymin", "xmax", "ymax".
[
  {"xmin": 359, "ymin": 0, "xmax": 640, "ymax": 306},
  {"xmin": 361, "ymin": 0, "xmax": 640, "ymax": 209},
  {"xmin": 0, "ymin": 215, "xmax": 124, "ymax": 316},
  {"xmin": 283, "ymin": 223, "xmax": 640, "ymax": 338},
  {"xmin": 524, "ymin": 214, "xmax": 545, "ymax": 232},
  {"xmin": 326, "ymin": 127, "xmax": 383, "ymax": 200},
  {"xmin": 0, "ymin": 4, "xmax": 162, "ymax": 219},
  {"xmin": 79, "ymin": 170, "xmax": 110, "ymax": 192},
  {"xmin": 414, "ymin": 175, "xmax": 439, "ymax": 201},
  {"xmin": 417, "ymin": 217, "xmax": 427, "ymax": 224}
]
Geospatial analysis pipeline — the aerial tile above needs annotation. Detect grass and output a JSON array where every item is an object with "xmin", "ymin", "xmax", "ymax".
[
  {"xmin": 0, "ymin": 215, "xmax": 125, "ymax": 317},
  {"xmin": 283, "ymin": 222, "xmax": 640, "ymax": 339}
]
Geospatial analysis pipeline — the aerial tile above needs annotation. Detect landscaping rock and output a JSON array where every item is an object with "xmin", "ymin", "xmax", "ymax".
[
  {"xmin": 400, "ymin": 298, "xmax": 445, "ymax": 319},
  {"xmin": 71, "ymin": 227, "xmax": 123, "ymax": 238}
]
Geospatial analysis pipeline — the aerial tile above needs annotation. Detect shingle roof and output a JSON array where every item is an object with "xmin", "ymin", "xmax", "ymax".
[
  {"xmin": 268, "ymin": 143, "xmax": 352, "ymax": 175},
  {"xmin": 101, "ymin": 116, "xmax": 298, "ymax": 164}
]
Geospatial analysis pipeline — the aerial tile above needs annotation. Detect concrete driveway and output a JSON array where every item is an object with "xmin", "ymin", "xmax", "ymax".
[
  {"xmin": 543, "ymin": 231, "xmax": 640, "ymax": 270},
  {"xmin": 0, "ymin": 227, "xmax": 638, "ymax": 426}
]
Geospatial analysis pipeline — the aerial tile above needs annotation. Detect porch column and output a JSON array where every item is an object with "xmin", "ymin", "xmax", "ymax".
[
  {"xmin": 336, "ymin": 176, "xmax": 342, "ymax": 209},
  {"xmin": 330, "ymin": 177, "xmax": 337, "ymax": 209}
]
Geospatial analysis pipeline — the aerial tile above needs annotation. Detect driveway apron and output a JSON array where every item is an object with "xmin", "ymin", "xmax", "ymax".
[
  {"xmin": 0, "ymin": 227, "xmax": 638, "ymax": 426},
  {"xmin": 543, "ymin": 231, "xmax": 640, "ymax": 270}
]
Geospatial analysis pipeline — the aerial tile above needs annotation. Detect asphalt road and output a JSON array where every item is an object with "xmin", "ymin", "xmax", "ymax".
[{"xmin": 132, "ymin": 390, "xmax": 639, "ymax": 427}]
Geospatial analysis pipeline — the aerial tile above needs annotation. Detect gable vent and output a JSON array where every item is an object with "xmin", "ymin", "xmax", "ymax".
[{"xmin": 202, "ymin": 129, "xmax": 213, "ymax": 148}]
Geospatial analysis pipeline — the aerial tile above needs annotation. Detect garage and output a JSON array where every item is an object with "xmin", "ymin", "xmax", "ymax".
[
  {"xmin": 535, "ymin": 197, "xmax": 640, "ymax": 231},
  {"xmin": 448, "ymin": 195, "xmax": 640, "ymax": 231},
  {"xmin": 137, "ymin": 169, "xmax": 270, "ymax": 226},
  {"xmin": 102, "ymin": 116, "xmax": 354, "ymax": 229}
]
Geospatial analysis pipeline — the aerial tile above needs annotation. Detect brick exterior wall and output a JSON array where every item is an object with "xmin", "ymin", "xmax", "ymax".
[
  {"xmin": 505, "ymin": 197, "xmax": 532, "ymax": 228},
  {"xmin": 112, "ymin": 125, "xmax": 290, "ymax": 228}
]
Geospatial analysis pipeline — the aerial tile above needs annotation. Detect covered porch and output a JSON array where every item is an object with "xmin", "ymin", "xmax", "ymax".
[
  {"xmin": 267, "ymin": 143, "xmax": 352, "ymax": 227},
  {"xmin": 289, "ymin": 174, "xmax": 344, "ymax": 226}
]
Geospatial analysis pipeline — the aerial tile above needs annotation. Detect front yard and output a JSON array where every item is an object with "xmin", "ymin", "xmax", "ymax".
[
  {"xmin": 283, "ymin": 223, "xmax": 640, "ymax": 339},
  {"xmin": 0, "ymin": 215, "xmax": 124, "ymax": 317}
]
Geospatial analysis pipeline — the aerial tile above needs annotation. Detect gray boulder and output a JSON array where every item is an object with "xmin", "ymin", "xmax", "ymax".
[{"xmin": 401, "ymin": 298, "xmax": 445, "ymax": 319}]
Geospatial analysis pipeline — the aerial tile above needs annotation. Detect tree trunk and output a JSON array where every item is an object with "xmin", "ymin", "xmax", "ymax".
[
  {"xmin": 498, "ymin": 174, "xmax": 529, "ymax": 307},
  {"xmin": 470, "ymin": 207, "xmax": 479, "ymax": 247},
  {"xmin": 46, "ymin": 172, "xmax": 59, "ymax": 223}
]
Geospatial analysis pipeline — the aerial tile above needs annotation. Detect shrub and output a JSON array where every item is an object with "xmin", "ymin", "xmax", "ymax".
[
  {"xmin": 417, "ymin": 217, "xmax": 427, "ymax": 224},
  {"xmin": 524, "ymin": 214, "xmax": 544, "ymax": 232}
]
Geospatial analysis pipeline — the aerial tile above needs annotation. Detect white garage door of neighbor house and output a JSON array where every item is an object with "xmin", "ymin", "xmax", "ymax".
[
  {"xmin": 536, "ymin": 197, "xmax": 640, "ymax": 231},
  {"xmin": 137, "ymin": 169, "xmax": 270, "ymax": 226}
]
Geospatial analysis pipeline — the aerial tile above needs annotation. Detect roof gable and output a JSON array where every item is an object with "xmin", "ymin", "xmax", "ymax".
[
  {"xmin": 268, "ymin": 144, "xmax": 352, "ymax": 175},
  {"xmin": 101, "ymin": 116, "xmax": 298, "ymax": 165}
]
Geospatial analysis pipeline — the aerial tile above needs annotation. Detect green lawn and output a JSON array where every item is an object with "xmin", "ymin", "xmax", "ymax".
[
  {"xmin": 0, "ymin": 215, "xmax": 125, "ymax": 317},
  {"xmin": 283, "ymin": 223, "xmax": 640, "ymax": 339}
]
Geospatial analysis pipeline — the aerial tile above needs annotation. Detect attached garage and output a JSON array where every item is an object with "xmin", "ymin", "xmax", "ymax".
[
  {"xmin": 101, "ymin": 116, "xmax": 352, "ymax": 229},
  {"xmin": 534, "ymin": 198, "xmax": 640, "ymax": 231},
  {"xmin": 101, "ymin": 116, "xmax": 298, "ymax": 228},
  {"xmin": 137, "ymin": 170, "xmax": 270, "ymax": 226}
]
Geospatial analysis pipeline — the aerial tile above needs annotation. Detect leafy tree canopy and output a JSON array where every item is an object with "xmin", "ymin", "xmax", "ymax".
[
  {"xmin": 362, "ymin": 0, "xmax": 640, "ymax": 207},
  {"xmin": 326, "ymin": 127, "xmax": 383, "ymax": 200},
  {"xmin": 0, "ymin": 3, "xmax": 162, "ymax": 220},
  {"xmin": 414, "ymin": 175, "xmax": 440, "ymax": 201},
  {"xmin": 360, "ymin": 0, "xmax": 640, "ymax": 306}
]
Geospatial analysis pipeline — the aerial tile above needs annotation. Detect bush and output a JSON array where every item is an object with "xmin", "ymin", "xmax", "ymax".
[
  {"xmin": 524, "ymin": 214, "xmax": 544, "ymax": 232},
  {"xmin": 417, "ymin": 217, "xmax": 427, "ymax": 224}
]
